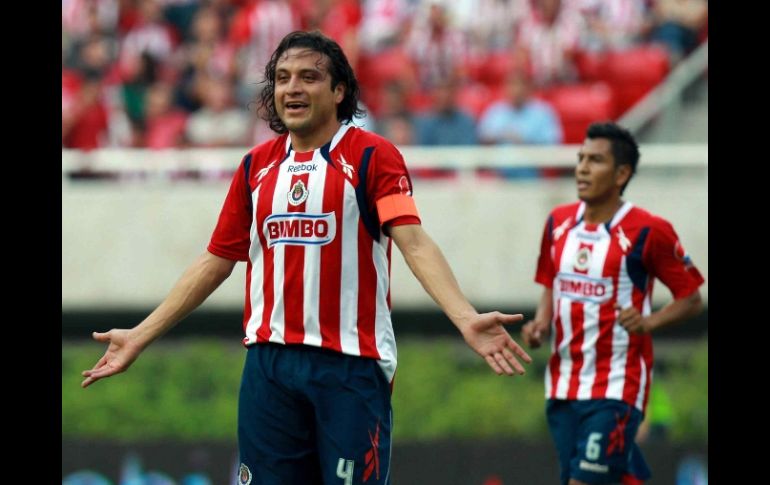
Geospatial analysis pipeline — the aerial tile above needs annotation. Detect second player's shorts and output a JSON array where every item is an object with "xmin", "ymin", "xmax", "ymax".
[
  {"xmin": 237, "ymin": 343, "xmax": 392, "ymax": 485},
  {"xmin": 546, "ymin": 398, "xmax": 651, "ymax": 484}
]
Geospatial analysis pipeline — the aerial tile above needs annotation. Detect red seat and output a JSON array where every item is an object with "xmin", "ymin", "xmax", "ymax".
[
  {"xmin": 537, "ymin": 83, "xmax": 615, "ymax": 143},
  {"xmin": 470, "ymin": 50, "xmax": 521, "ymax": 88},
  {"xmin": 357, "ymin": 48, "xmax": 414, "ymax": 93},
  {"xmin": 600, "ymin": 46, "xmax": 669, "ymax": 116},
  {"xmin": 456, "ymin": 83, "xmax": 498, "ymax": 119},
  {"xmin": 574, "ymin": 49, "xmax": 606, "ymax": 82},
  {"xmin": 406, "ymin": 90, "xmax": 434, "ymax": 115}
]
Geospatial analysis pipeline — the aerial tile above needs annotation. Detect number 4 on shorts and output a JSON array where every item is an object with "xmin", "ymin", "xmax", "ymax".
[{"xmin": 337, "ymin": 458, "xmax": 354, "ymax": 485}]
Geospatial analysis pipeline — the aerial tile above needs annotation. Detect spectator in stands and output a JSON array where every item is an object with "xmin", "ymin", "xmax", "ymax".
[
  {"xmin": 374, "ymin": 80, "xmax": 415, "ymax": 145},
  {"xmin": 452, "ymin": 0, "xmax": 529, "ymax": 57},
  {"xmin": 229, "ymin": 0, "xmax": 299, "ymax": 105},
  {"xmin": 62, "ymin": 77, "xmax": 110, "ymax": 150},
  {"xmin": 319, "ymin": 0, "xmax": 363, "ymax": 72},
  {"xmin": 175, "ymin": 5, "xmax": 237, "ymax": 113},
  {"xmin": 414, "ymin": 77, "xmax": 478, "ymax": 146},
  {"xmin": 647, "ymin": 0, "xmax": 708, "ymax": 62},
  {"xmin": 578, "ymin": 0, "xmax": 647, "ymax": 52},
  {"xmin": 186, "ymin": 76, "xmax": 250, "ymax": 147},
  {"xmin": 358, "ymin": 0, "xmax": 414, "ymax": 54},
  {"xmin": 404, "ymin": 2, "xmax": 468, "ymax": 91},
  {"xmin": 118, "ymin": 0, "xmax": 177, "ymax": 73},
  {"xmin": 515, "ymin": 0, "xmax": 585, "ymax": 86},
  {"xmin": 143, "ymin": 82, "xmax": 189, "ymax": 149},
  {"xmin": 477, "ymin": 69, "xmax": 562, "ymax": 145}
]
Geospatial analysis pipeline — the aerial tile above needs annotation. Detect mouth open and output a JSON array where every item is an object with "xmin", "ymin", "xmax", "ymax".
[{"xmin": 285, "ymin": 102, "xmax": 309, "ymax": 113}]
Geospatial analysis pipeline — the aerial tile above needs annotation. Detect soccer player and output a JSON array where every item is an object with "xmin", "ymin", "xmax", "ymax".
[
  {"xmin": 521, "ymin": 121, "xmax": 704, "ymax": 485},
  {"xmin": 81, "ymin": 30, "xmax": 532, "ymax": 485}
]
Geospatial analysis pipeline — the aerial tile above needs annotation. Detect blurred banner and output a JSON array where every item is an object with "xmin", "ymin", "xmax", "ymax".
[{"xmin": 62, "ymin": 439, "xmax": 708, "ymax": 485}]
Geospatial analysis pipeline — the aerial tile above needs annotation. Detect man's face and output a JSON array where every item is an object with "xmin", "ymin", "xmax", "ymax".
[
  {"xmin": 274, "ymin": 48, "xmax": 344, "ymax": 137},
  {"xmin": 575, "ymin": 138, "xmax": 629, "ymax": 204}
]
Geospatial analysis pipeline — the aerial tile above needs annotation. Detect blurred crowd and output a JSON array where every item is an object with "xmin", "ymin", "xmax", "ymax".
[{"xmin": 62, "ymin": 0, "xmax": 708, "ymax": 150}]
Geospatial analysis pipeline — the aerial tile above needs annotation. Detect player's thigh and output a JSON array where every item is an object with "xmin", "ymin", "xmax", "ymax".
[
  {"xmin": 546, "ymin": 399, "xmax": 581, "ymax": 485},
  {"xmin": 570, "ymin": 399, "xmax": 648, "ymax": 484},
  {"xmin": 308, "ymin": 352, "xmax": 393, "ymax": 485},
  {"xmin": 237, "ymin": 344, "xmax": 323, "ymax": 485}
]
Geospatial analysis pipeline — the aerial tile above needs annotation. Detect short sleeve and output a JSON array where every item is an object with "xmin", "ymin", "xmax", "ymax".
[
  {"xmin": 534, "ymin": 215, "xmax": 556, "ymax": 288},
  {"xmin": 367, "ymin": 141, "xmax": 421, "ymax": 227},
  {"xmin": 643, "ymin": 219, "xmax": 704, "ymax": 299},
  {"xmin": 207, "ymin": 158, "xmax": 252, "ymax": 261}
]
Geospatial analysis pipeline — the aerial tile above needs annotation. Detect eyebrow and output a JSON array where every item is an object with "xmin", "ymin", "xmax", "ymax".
[
  {"xmin": 275, "ymin": 67, "xmax": 325, "ymax": 76},
  {"xmin": 578, "ymin": 151, "xmax": 605, "ymax": 159}
]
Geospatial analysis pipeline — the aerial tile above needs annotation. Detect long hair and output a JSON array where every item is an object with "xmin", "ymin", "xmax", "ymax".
[{"xmin": 257, "ymin": 30, "xmax": 365, "ymax": 134}]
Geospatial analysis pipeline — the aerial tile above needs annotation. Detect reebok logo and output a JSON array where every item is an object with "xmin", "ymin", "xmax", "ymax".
[{"xmin": 363, "ymin": 421, "xmax": 380, "ymax": 482}]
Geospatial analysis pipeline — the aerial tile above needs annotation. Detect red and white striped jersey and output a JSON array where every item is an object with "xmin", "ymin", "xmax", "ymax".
[
  {"xmin": 208, "ymin": 125, "xmax": 420, "ymax": 382},
  {"xmin": 534, "ymin": 201, "xmax": 703, "ymax": 412}
]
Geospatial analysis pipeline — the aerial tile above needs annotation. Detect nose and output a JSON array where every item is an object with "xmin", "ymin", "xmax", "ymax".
[
  {"xmin": 286, "ymin": 75, "xmax": 303, "ymax": 93},
  {"xmin": 576, "ymin": 157, "xmax": 589, "ymax": 173}
]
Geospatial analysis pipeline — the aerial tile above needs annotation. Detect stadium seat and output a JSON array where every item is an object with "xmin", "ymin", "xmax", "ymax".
[
  {"xmin": 599, "ymin": 46, "xmax": 669, "ymax": 117},
  {"xmin": 456, "ymin": 83, "xmax": 499, "ymax": 119},
  {"xmin": 574, "ymin": 49, "xmax": 606, "ymax": 82},
  {"xmin": 357, "ymin": 48, "xmax": 414, "ymax": 93},
  {"xmin": 537, "ymin": 82, "xmax": 615, "ymax": 143},
  {"xmin": 406, "ymin": 90, "xmax": 435, "ymax": 115},
  {"xmin": 470, "ymin": 50, "xmax": 521, "ymax": 88}
]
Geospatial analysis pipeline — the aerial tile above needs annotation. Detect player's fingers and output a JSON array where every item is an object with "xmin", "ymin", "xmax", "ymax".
[
  {"xmin": 485, "ymin": 355, "xmax": 504, "ymax": 376},
  {"xmin": 507, "ymin": 339, "xmax": 533, "ymax": 363},
  {"xmin": 497, "ymin": 313, "xmax": 524, "ymax": 324},
  {"xmin": 502, "ymin": 348, "xmax": 526, "ymax": 375},
  {"xmin": 494, "ymin": 352, "xmax": 515, "ymax": 376},
  {"xmin": 81, "ymin": 375, "xmax": 101, "ymax": 388},
  {"xmin": 82, "ymin": 354, "xmax": 109, "ymax": 375},
  {"xmin": 92, "ymin": 331, "xmax": 111, "ymax": 342}
]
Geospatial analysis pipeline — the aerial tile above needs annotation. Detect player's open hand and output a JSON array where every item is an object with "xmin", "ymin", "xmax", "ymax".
[
  {"xmin": 461, "ymin": 312, "xmax": 533, "ymax": 376},
  {"xmin": 521, "ymin": 319, "xmax": 550, "ymax": 349},
  {"xmin": 615, "ymin": 304, "xmax": 650, "ymax": 334},
  {"xmin": 81, "ymin": 329, "xmax": 143, "ymax": 388}
]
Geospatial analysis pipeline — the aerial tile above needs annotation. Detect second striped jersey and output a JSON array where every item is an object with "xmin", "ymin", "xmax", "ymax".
[{"xmin": 534, "ymin": 201, "xmax": 703, "ymax": 412}]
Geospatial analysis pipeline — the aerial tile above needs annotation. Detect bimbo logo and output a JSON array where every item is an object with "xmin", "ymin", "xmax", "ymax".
[
  {"xmin": 556, "ymin": 273, "xmax": 613, "ymax": 304},
  {"xmin": 264, "ymin": 213, "xmax": 336, "ymax": 247}
]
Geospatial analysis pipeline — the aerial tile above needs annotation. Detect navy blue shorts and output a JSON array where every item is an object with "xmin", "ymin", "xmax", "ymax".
[
  {"xmin": 237, "ymin": 343, "xmax": 392, "ymax": 485},
  {"xmin": 546, "ymin": 399, "xmax": 651, "ymax": 484}
]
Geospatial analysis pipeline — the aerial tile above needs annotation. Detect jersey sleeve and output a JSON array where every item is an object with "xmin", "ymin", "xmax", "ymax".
[
  {"xmin": 368, "ymin": 140, "xmax": 421, "ymax": 227},
  {"xmin": 207, "ymin": 157, "xmax": 252, "ymax": 261},
  {"xmin": 643, "ymin": 219, "xmax": 704, "ymax": 299},
  {"xmin": 534, "ymin": 215, "xmax": 556, "ymax": 288}
]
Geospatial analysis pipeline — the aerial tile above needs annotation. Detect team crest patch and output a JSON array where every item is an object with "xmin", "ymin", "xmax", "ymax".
[
  {"xmin": 398, "ymin": 175, "xmax": 412, "ymax": 196},
  {"xmin": 574, "ymin": 247, "xmax": 592, "ymax": 272},
  {"xmin": 288, "ymin": 180, "xmax": 309, "ymax": 206},
  {"xmin": 238, "ymin": 463, "xmax": 252, "ymax": 485}
]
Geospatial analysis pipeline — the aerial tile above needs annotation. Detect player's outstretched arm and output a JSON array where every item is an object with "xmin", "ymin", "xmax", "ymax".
[
  {"xmin": 81, "ymin": 251, "xmax": 237, "ymax": 388},
  {"xmin": 390, "ymin": 224, "xmax": 532, "ymax": 376}
]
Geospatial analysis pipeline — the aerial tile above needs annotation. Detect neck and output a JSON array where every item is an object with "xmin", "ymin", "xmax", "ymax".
[
  {"xmin": 290, "ymin": 121, "xmax": 342, "ymax": 152},
  {"xmin": 582, "ymin": 197, "xmax": 624, "ymax": 224}
]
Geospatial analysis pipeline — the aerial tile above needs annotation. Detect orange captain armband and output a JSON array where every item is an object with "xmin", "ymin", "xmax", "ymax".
[{"xmin": 376, "ymin": 193, "xmax": 420, "ymax": 225}]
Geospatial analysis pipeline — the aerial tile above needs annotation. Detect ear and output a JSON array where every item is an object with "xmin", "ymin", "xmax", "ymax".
[
  {"xmin": 334, "ymin": 83, "xmax": 345, "ymax": 104},
  {"xmin": 615, "ymin": 164, "xmax": 632, "ymax": 188}
]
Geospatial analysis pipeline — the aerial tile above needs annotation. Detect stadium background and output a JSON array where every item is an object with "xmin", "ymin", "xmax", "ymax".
[{"xmin": 62, "ymin": 0, "xmax": 708, "ymax": 483}]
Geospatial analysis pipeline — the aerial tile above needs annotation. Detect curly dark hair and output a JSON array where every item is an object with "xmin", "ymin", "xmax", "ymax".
[
  {"xmin": 257, "ymin": 30, "xmax": 365, "ymax": 134},
  {"xmin": 586, "ymin": 121, "xmax": 640, "ymax": 195}
]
